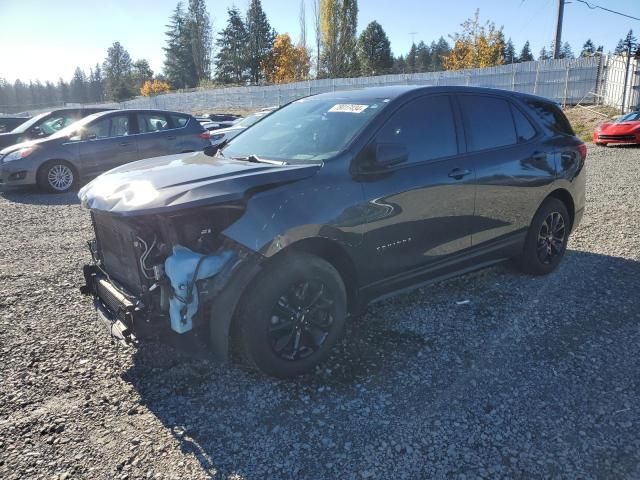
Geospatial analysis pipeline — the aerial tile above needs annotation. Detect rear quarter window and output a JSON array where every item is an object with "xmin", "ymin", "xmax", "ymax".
[
  {"xmin": 525, "ymin": 100, "xmax": 574, "ymax": 136},
  {"xmin": 171, "ymin": 114, "xmax": 190, "ymax": 128}
]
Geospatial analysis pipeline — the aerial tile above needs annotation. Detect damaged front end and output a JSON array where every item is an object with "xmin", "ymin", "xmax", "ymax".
[{"xmin": 80, "ymin": 205, "xmax": 261, "ymax": 358}]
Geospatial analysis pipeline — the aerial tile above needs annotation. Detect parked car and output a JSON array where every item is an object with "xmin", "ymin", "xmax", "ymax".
[
  {"xmin": 0, "ymin": 116, "xmax": 30, "ymax": 133},
  {"xmin": 0, "ymin": 108, "xmax": 111, "ymax": 150},
  {"xmin": 209, "ymin": 108, "xmax": 275, "ymax": 147},
  {"xmin": 200, "ymin": 120, "xmax": 237, "ymax": 132},
  {"xmin": 593, "ymin": 110, "xmax": 640, "ymax": 146},
  {"xmin": 78, "ymin": 86, "xmax": 586, "ymax": 378},
  {"xmin": 0, "ymin": 109, "xmax": 210, "ymax": 193}
]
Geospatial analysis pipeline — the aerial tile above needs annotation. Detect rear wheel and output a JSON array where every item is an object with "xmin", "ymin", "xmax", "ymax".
[
  {"xmin": 237, "ymin": 253, "xmax": 347, "ymax": 378},
  {"xmin": 37, "ymin": 160, "xmax": 77, "ymax": 193},
  {"xmin": 519, "ymin": 197, "xmax": 570, "ymax": 275}
]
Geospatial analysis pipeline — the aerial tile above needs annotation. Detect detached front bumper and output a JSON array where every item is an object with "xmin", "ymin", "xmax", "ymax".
[{"xmin": 80, "ymin": 265, "xmax": 170, "ymax": 345}]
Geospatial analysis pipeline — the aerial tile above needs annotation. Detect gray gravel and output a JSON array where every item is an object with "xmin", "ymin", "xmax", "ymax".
[{"xmin": 1, "ymin": 144, "xmax": 639, "ymax": 479}]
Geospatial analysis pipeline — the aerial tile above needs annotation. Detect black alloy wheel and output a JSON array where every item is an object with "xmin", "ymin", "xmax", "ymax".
[
  {"xmin": 520, "ymin": 197, "xmax": 570, "ymax": 275},
  {"xmin": 536, "ymin": 211, "xmax": 566, "ymax": 265},
  {"xmin": 236, "ymin": 252, "xmax": 347, "ymax": 378},
  {"xmin": 268, "ymin": 279, "xmax": 335, "ymax": 361}
]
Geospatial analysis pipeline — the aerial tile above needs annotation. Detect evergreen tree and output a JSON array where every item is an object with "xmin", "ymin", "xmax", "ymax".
[
  {"xmin": 393, "ymin": 55, "xmax": 407, "ymax": 74},
  {"xmin": 44, "ymin": 81, "xmax": 58, "ymax": 106},
  {"xmin": 539, "ymin": 46, "xmax": 551, "ymax": 60},
  {"xmin": 504, "ymin": 38, "xmax": 517, "ymax": 64},
  {"xmin": 415, "ymin": 41, "xmax": 430, "ymax": 72},
  {"xmin": 406, "ymin": 43, "xmax": 418, "ymax": 73},
  {"xmin": 519, "ymin": 41, "xmax": 534, "ymax": 62},
  {"xmin": 559, "ymin": 41, "xmax": 574, "ymax": 59},
  {"xmin": 245, "ymin": 0, "xmax": 275, "ymax": 84},
  {"xmin": 70, "ymin": 67, "xmax": 88, "ymax": 103},
  {"xmin": 164, "ymin": 3, "xmax": 197, "ymax": 88},
  {"xmin": 580, "ymin": 39, "xmax": 595, "ymax": 57},
  {"xmin": 615, "ymin": 30, "xmax": 637, "ymax": 56},
  {"xmin": 89, "ymin": 63, "xmax": 104, "ymax": 102},
  {"xmin": 430, "ymin": 37, "xmax": 450, "ymax": 71},
  {"xmin": 103, "ymin": 41, "xmax": 135, "ymax": 101},
  {"xmin": 57, "ymin": 78, "xmax": 70, "ymax": 105},
  {"xmin": 13, "ymin": 80, "xmax": 29, "ymax": 109},
  {"xmin": 132, "ymin": 59, "xmax": 154, "ymax": 93},
  {"xmin": 215, "ymin": 7, "xmax": 249, "ymax": 83},
  {"xmin": 356, "ymin": 21, "xmax": 393, "ymax": 76},
  {"xmin": 187, "ymin": 0, "xmax": 213, "ymax": 84}
]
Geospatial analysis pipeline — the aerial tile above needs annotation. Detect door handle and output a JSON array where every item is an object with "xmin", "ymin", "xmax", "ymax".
[
  {"xmin": 448, "ymin": 168, "xmax": 472, "ymax": 180},
  {"xmin": 166, "ymin": 136, "xmax": 177, "ymax": 141},
  {"xmin": 119, "ymin": 142, "xmax": 131, "ymax": 147}
]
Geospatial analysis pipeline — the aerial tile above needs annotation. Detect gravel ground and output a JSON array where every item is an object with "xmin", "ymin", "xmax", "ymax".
[{"xmin": 1, "ymin": 145, "xmax": 639, "ymax": 479}]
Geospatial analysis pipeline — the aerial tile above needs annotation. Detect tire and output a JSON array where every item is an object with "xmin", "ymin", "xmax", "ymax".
[
  {"xmin": 237, "ymin": 252, "xmax": 347, "ymax": 378},
  {"xmin": 37, "ymin": 160, "xmax": 77, "ymax": 193},
  {"xmin": 519, "ymin": 197, "xmax": 570, "ymax": 275}
]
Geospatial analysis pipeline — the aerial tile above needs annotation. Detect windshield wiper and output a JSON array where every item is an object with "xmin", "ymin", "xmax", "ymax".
[{"xmin": 232, "ymin": 154, "xmax": 288, "ymax": 166}]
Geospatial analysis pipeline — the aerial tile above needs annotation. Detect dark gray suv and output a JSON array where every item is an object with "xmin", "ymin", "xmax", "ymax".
[{"xmin": 0, "ymin": 109, "xmax": 210, "ymax": 193}]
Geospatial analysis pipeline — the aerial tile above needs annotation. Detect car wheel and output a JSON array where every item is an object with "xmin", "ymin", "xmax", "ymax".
[
  {"xmin": 238, "ymin": 252, "xmax": 347, "ymax": 378},
  {"xmin": 519, "ymin": 197, "xmax": 570, "ymax": 275},
  {"xmin": 37, "ymin": 161, "xmax": 77, "ymax": 193}
]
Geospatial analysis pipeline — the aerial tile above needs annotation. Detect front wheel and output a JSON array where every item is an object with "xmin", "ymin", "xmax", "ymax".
[
  {"xmin": 519, "ymin": 197, "xmax": 570, "ymax": 275},
  {"xmin": 237, "ymin": 253, "xmax": 347, "ymax": 378},
  {"xmin": 37, "ymin": 161, "xmax": 77, "ymax": 193}
]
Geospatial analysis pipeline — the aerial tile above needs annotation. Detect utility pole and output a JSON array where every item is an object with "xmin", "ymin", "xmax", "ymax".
[{"xmin": 553, "ymin": 0, "xmax": 565, "ymax": 59}]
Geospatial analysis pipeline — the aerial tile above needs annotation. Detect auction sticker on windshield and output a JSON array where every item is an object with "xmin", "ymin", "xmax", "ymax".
[{"xmin": 328, "ymin": 104, "xmax": 369, "ymax": 113}]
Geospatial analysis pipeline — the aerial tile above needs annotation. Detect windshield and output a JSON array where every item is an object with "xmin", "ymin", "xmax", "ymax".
[
  {"xmin": 222, "ymin": 98, "xmax": 388, "ymax": 161},
  {"xmin": 616, "ymin": 111, "xmax": 640, "ymax": 123},
  {"xmin": 10, "ymin": 111, "xmax": 51, "ymax": 133}
]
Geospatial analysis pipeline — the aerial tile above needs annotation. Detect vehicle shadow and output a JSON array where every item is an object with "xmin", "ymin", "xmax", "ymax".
[
  {"xmin": 121, "ymin": 249, "xmax": 640, "ymax": 478},
  {"xmin": 0, "ymin": 188, "xmax": 80, "ymax": 206}
]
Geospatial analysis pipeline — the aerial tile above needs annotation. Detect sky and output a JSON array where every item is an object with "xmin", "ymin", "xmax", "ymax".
[{"xmin": 0, "ymin": 0, "xmax": 638, "ymax": 83}]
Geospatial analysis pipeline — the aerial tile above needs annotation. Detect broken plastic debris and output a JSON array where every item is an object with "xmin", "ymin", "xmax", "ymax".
[{"xmin": 456, "ymin": 299, "xmax": 471, "ymax": 305}]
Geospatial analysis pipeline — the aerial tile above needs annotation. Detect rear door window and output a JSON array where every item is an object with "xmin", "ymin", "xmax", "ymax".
[
  {"xmin": 375, "ymin": 95, "xmax": 458, "ymax": 163},
  {"xmin": 137, "ymin": 113, "xmax": 170, "ymax": 133},
  {"xmin": 525, "ymin": 100, "xmax": 574, "ymax": 136},
  {"xmin": 459, "ymin": 95, "xmax": 517, "ymax": 152}
]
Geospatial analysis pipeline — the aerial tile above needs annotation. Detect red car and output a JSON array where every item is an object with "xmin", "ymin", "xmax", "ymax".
[{"xmin": 593, "ymin": 111, "xmax": 640, "ymax": 146}]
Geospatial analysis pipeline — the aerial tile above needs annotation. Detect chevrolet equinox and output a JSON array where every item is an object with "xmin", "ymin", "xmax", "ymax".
[{"xmin": 79, "ymin": 86, "xmax": 586, "ymax": 378}]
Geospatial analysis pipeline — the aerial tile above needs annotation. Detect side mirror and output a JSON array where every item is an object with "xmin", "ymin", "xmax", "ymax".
[
  {"xmin": 31, "ymin": 126, "xmax": 44, "ymax": 137},
  {"xmin": 82, "ymin": 131, "xmax": 97, "ymax": 141},
  {"xmin": 374, "ymin": 142, "xmax": 409, "ymax": 168},
  {"xmin": 203, "ymin": 145, "xmax": 218, "ymax": 156}
]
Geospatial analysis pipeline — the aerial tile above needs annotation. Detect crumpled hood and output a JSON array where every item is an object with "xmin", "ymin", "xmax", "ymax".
[{"xmin": 78, "ymin": 151, "xmax": 320, "ymax": 216}]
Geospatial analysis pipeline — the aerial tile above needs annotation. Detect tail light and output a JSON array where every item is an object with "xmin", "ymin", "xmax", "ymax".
[
  {"xmin": 197, "ymin": 132, "xmax": 210, "ymax": 140},
  {"xmin": 577, "ymin": 143, "xmax": 587, "ymax": 161}
]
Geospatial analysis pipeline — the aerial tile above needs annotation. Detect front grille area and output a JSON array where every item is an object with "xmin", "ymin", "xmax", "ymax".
[
  {"xmin": 599, "ymin": 134, "xmax": 636, "ymax": 141},
  {"xmin": 92, "ymin": 213, "xmax": 143, "ymax": 292}
]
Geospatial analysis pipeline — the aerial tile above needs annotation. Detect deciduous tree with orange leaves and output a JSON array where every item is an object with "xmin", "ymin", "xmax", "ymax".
[
  {"xmin": 443, "ymin": 10, "xmax": 505, "ymax": 70},
  {"xmin": 262, "ymin": 34, "xmax": 311, "ymax": 84},
  {"xmin": 140, "ymin": 79, "xmax": 171, "ymax": 96}
]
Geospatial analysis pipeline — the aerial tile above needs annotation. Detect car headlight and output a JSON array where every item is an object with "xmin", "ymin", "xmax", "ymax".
[{"xmin": 3, "ymin": 147, "xmax": 34, "ymax": 163}]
